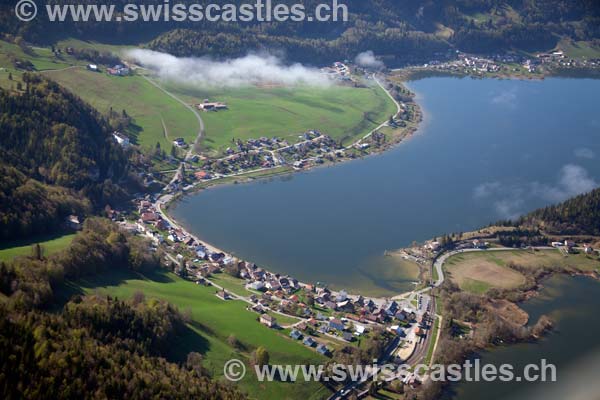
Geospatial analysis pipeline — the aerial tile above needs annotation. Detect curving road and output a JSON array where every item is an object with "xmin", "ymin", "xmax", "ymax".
[{"xmin": 141, "ymin": 75, "xmax": 205, "ymax": 160}]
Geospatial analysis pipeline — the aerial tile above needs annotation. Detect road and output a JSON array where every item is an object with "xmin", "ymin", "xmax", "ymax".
[
  {"xmin": 141, "ymin": 74, "xmax": 205, "ymax": 160},
  {"xmin": 350, "ymin": 74, "xmax": 403, "ymax": 147}
]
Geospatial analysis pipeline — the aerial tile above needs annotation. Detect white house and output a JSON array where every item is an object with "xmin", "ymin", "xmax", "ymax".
[{"xmin": 112, "ymin": 132, "xmax": 130, "ymax": 147}]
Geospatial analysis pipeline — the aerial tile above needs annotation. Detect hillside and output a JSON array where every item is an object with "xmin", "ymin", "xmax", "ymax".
[
  {"xmin": 1, "ymin": 1, "xmax": 599, "ymax": 64},
  {"xmin": 0, "ymin": 218, "xmax": 245, "ymax": 399},
  {"xmin": 518, "ymin": 187, "xmax": 600, "ymax": 235},
  {"xmin": 0, "ymin": 74, "xmax": 128, "ymax": 239}
]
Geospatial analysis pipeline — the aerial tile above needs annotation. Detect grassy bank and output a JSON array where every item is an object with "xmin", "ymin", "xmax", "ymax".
[
  {"xmin": 42, "ymin": 68, "xmax": 199, "ymax": 149},
  {"xmin": 444, "ymin": 249, "xmax": 600, "ymax": 294},
  {"xmin": 63, "ymin": 268, "xmax": 329, "ymax": 400},
  {"xmin": 0, "ymin": 233, "xmax": 75, "ymax": 262},
  {"xmin": 166, "ymin": 80, "xmax": 397, "ymax": 156}
]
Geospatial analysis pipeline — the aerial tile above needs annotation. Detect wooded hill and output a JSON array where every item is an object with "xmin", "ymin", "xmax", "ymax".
[
  {"xmin": 517, "ymin": 187, "xmax": 600, "ymax": 236},
  {"xmin": 1, "ymin": 1, "xmax": 599, "ymax": 64},
  {"xmin": 0, "ymin": 218, "xmax": 246, "ymax": 399},
  {"xmin": 0, "ymin": 74, "xmax": 128, "ymax": 240}
]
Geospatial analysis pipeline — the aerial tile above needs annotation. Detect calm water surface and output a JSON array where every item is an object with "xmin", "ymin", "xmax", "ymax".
[
  {"xmin": 171, "ymin": 77, "xmax": 600, "ymax": 295},
  {"xmin": 449, "ymin": 275, "xmax": 600, "ymax": 400}
]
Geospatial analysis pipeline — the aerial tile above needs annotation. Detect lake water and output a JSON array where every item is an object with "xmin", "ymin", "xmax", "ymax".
[
  {"xmin": 448, "ymin": 275, "xmax": 600, "ymax": 400},
  {"xmin": 170, "ymin": 77, "xmax": 600, "ymax": 296}
]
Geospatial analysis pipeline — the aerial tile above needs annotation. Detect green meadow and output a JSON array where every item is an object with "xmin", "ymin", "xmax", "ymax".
[
  {"xmin": 42, "ymin": 68, "xmax": 199, "ymax": 149},
  {"xmin": 167, "ymin": 80, "xmax": 397, "ymax": 156},
  {"xmin": 63, "ymin": 269, "xmax": 329, "ymax": 400},
  {"xmin": 0, "ymin": 233, "xmax": 75, "ymax": 262}
]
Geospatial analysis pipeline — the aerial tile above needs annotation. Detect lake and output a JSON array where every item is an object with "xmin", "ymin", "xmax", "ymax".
[
  {"xmin": 170, "ymin": 77, "xmax": 600, "ymax": 296},
  {"xmin": 448, "ymin": 275, "xmax": 600, "ymax": 400}
]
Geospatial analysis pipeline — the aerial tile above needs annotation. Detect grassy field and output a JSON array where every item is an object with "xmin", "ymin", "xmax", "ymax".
[
  {"xmin": 64, "ymin": 268, "xmax": 329, "ymax": 400},
  {"xmin": 166, "ymin": 80, "xmax": 397, "ymax": 156},
  {"xmin": 209, "ymin": 273, "xmax": 255, "ymax": 297},
  {"xmin": 558, "ymin": 38, "xmax": 600, "ymax": 59},
  {"xmin": 42, "ymin": 68, "xmax": 199, "ymax": 149},
  {"xmin": 0, "ymin": 233, "xmax": 75, "ymax": 262},
  {"xmin": 266, "ymin": 311, "xmax": 301, "ymax": 327},
  {"xmin": 445, "ymin": 252, "xmax": 527, "ymax": 294},
  {"xmin": 445, "ymin": 249, "xmax": 600, "ymax": 294}
]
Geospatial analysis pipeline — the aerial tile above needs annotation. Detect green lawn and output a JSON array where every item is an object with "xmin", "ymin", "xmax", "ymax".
[
  {"xmin": 424, "ymin": 316, "xmax": 440, "ymax": 366},
  {"xmin": 559, "ymin": 38, "xmax": 600, "ymax": 59},
  {"xmin": 209, "ymin": 273, "xmax": 255, "ymax": 297},
  {"xmin": 64, "ymin": 268, "xmax": 329, "ymax": 400},
  {"xmin": 0, "ymin": 40, "xmax": 76, "ymax": 72},
  {"xmin": 267, "ymin": 311, "xmax": 301, "ymax": 327},
  {"xmin": 166, "ymin": 80, "xmax": 397, "ymax": 156},
  {"xmin": 41, "ymin": 68, "xmax": 199, "ymax": 150},
  {"xmin": 0, "ymin": 233, "xmax": 75, "ymax": 262}
]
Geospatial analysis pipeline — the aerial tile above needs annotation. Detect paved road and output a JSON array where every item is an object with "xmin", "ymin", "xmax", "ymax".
[{"xmin": 351, "ymin": 74, "xmax": 403, "ymax": 147}]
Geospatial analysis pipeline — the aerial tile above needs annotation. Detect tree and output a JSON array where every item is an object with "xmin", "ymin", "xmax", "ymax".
[
  {"xmin": 7, "ymin": 73, "xmax": 12, "ymax": 81},
  {"xmin": 251, "ymin": 346, "xmax": 270, "ymax": 366},
  {"xmin": 171, "ymin": 145, "xmax": 177, "ymax": 159},
  {"xmin": 132, "ymin": 290, "xmax": 145, "ymax": 305},
  {"xmin": 228, "ymin": 334, "xmax": 242, "ymax": 349},
  {"xmin": 31, "ymin": 243, "xmax": 43, "ymax": 260}
]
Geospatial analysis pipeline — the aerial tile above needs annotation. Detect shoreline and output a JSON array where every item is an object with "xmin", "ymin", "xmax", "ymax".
[{"xmin": 156, "ymin": 66, "xmax": 598, "ymax": 300}]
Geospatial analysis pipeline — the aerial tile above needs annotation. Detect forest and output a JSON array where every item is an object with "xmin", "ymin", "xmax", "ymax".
[
  {"xmin": 0, "ymin": 74, "xmax": 129, "ymax": 240},
  {"xmin": 1, "ymin": 1, "xmax": 599, "ymax": 64},
  {"xmin": 517, "ymin": 187, "xmax": 600, "ymax": 235},
  {"xmin": 0, "ymin": 218, "xmax": 246, "ymax": 399}
]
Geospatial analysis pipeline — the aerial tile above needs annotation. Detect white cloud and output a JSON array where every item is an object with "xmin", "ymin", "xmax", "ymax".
[
  {"xmin": 574, "ymin": 147, "xmax": 595, "ymax": 159},
  {"xmin": 355, "ymin": 51, "xmax": 385, "ymax": 69},
  {"xmin": 126, "ymin": 49, "xmax": 332, "ymax": 88},
  {"xmin": 473, "ymin": 164, "xmax": 599, "ymax": 219},
  {"xmin": 491, "ymin": 87, "xmax": 517, "ymax": 107},
  {"xmin": 532, "ymin": 164, "xmax": 598, "ymax": 202}
]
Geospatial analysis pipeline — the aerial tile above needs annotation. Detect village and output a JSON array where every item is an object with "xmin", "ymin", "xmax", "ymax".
[
  {"xmin": 97, "ymin": 190, "xmax": 437, "ymax": 376},
  {"xmin": 400, "ymin": 50, "xmax": 600, "ymax": 77}
]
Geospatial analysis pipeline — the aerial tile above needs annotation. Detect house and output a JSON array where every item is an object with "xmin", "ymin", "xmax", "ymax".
[
  {"xmin": 107, "ymin": 64, "xmax": 130, "ymax": 76},
  {"xmin": 354, "ymin": 324, "xmax": 366, "ymax": 336},
  {"xmin": 260, "ymin": 314, "xmax": 277, "ymax": 328},
  {"xmin": 296, "ymin": 322, "xmax": 307, "ymax": 331},
  {"xmin": 303, "ymin": 337, "xmax": 316, "ymax": 347},
  {"xmin": 342, "ymin": 332, "xmax": 354, "ymax": 342},
  {"xmin": 336, "ymin": 290, "xmax": 348, "ymax": 302},
  {"xmin": 384, "ymin": 301, "xmax": 399, "ymax": 316},
  {"xmin": 141, "ymin": 212, "xmax": 158, "ymax": 223},
  {"xmin": 216, "ymin": 290, "xmax": 230, "ymax": 300},
  {"xmin": 290, "ymin": 329, "xmax": 303, "ymax": 340},
  {"xmin": 65, "ymin": 215, "xmax": 82, "ymax": 230},
  {"xmin": 316, "ymin": 344, "xmax": 330, "ymax": 355},
  {"xmin": 325, "ymin": 301, "xmax": 338, "ymax": 310},
  {"xmin": 154, "ymin": 219, "xmax": 169, "ymax": 230},
  {"xmin": 472, "ymin": 239, "xmax": 487, "ymax": 249},
  {"xmin": 337, "ymin": 300, "xmax": 354, "ymax": 312},
  {"xmin": 247, "ymin": 281, "xmax": 266, "ymax": 291},
  {"xmin": 173, "ymin": 138, "xmax": 185, "ymax": 147},
  {"xmin": 329, "ymin": 318, "xmax": 345, "ymax": 331},
  {"xmin": 194, "ymin": 171, "xmax": 211, "ymax": 180},
  {"xmin": 197, "ymin": 100, "xmax": 228, "ymax": 111},
  {"xmin": 112, "ymin": 132, "xmax": 130, "ymax": 147}
]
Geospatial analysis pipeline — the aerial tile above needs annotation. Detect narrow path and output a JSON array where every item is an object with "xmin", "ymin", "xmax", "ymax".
[
  {"xmin": 40, "ymin": 65, "xmax": 83, "ymax": 73},
  {"xmin": 351, "ymin": 74, "xmax": 403, "ymax": 146},
  {"xmin": 160, "ymin": 116, "xmax": 169, "ymax": 140},
  {"xmin": 141, "ymin": 74, "xmax": 205, "ymax": 160}
]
